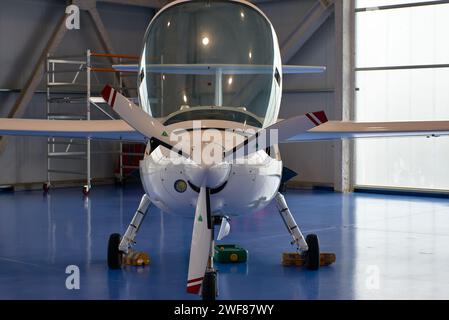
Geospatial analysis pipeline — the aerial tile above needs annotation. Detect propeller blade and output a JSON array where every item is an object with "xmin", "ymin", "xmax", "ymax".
[
  {"xmin": 101, "ymin": 85, "xmax": 190, "ymax": 158},
  {"xmin": 186, "ymin": 186, "xmax": 212, "ymax": 294},
  {"xmin": 223, "ymin": 111, "xmax": 328, "ymax": 161}
]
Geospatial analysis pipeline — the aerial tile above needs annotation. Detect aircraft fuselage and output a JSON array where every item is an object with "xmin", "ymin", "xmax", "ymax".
[{"xmin": 139, "ymin": 129, "xmax": 282, "ymax": 217}]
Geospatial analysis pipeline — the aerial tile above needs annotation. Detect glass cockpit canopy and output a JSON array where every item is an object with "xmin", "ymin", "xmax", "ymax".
[{"xmin": 138, "ymin": 0, "xmax": 281, "ymax": 128}]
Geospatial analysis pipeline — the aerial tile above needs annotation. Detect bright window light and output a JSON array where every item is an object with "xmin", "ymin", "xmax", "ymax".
[{"xmin": 355, "ymin": 2, "xmax": 449, "ymax": 190}]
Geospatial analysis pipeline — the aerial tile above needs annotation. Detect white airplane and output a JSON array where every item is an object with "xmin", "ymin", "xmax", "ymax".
[{"xmin": 2, "ymin": 0, "xmax": 449, "ymax": 300}]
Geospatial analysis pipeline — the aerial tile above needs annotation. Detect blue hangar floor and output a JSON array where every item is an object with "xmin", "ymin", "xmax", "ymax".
[{"xmin": 1, "ymin": 184, "xmax": 449, "ymax": 300}]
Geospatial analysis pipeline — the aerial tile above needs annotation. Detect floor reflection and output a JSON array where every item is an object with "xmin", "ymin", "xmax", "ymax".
[{"xmin": 0, "ymin": 185, "xmax": 449, "ymax": 299}]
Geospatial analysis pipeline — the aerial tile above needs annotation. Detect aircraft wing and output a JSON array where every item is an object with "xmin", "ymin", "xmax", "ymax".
[
  {"xmin": 282, "ymin": 65, "xmax": 325, "ymax": 74},
  {"xmin": 224, "ymin": 111, "xmax": 449, "ymax": 160},
  {"xmin": 113, "ymin": 64, "xmax": 139, "ymax": 72},
  {"xmin": 0, "ymin": 119, "xmax": 145, "ymax": 142},
  {"xmin": 288, "ymin": 120, "xmax": 449, "ymax": 142},
  {"xmin": 112, "ymin": 64, "xmax": 325, "ymax": 74}
]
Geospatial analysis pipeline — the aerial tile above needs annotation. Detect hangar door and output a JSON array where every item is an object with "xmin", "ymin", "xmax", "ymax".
[{"xmin": 355, "ymin": 0, "xmax": 449, "ymax": 191}]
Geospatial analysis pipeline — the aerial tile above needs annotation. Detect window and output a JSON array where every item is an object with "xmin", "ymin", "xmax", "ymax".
[
  {"xmin": 355, "ymin": 1, "xmax": 449, "ymax": 190},
  {"xmin": 139, "ymin": 0, "xmax": 280, "ymax": 127}
]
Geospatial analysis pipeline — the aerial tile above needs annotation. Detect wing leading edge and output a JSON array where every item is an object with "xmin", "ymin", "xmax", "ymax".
[
  {"xmin": 2, "ymin": 115, "xmax": 448, "ymax": 151},
  {"xmin": 289, "ymin": 120, "xmax": 449, "ymax": 142},
  {"xmin": 0, "ymin": 119, "xmax": 145, "ymax": 142}
]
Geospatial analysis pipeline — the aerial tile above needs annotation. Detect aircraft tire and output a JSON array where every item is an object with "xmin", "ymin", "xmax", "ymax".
[
  {"xmin": 305, "ymin": 234, "xmax": 320, "ymax": 270},
  {"xmin": 108, "ymin": 233, "xmax": 123, "ymax": 269},
  {"xmin": 202, "ymin": 271, "xmax": 217, "ymax": 301}
]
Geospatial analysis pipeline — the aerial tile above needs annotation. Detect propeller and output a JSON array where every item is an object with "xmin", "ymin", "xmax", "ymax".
[{"xmin": 101, "ymin": 85, "xmax": 329, "ymax": 164}]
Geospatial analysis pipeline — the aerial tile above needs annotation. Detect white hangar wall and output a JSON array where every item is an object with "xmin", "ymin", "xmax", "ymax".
[
  {"xmin": 259, "ymin": 0, "xmax": 336, "ymax": 187},
  {"xmin": 0, "ymin": 0, "xmax": 155, "ymax": 186}
]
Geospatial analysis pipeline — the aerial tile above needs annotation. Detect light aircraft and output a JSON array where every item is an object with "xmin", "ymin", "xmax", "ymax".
[{"xmin": 1, "ymin": 0, "xmax": 449, "ymax": 300}]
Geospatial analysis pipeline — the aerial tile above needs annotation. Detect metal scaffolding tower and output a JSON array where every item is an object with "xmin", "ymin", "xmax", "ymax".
[{"xmin": 45, "ymin": 50, "xmax": 143, "ymax": 194}]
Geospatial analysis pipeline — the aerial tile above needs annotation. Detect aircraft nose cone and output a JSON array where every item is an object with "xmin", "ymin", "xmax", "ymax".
[
  {"xmin": 205, "ymin": 162, "xmax": 231, "ymax": 188},
  {"xmin": 184, "ymin": 162, "xmax": 231, "ymax": 189}
]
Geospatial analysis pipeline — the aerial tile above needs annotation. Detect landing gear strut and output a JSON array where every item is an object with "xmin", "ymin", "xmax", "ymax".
[
  {"xmin": 275, "ymin": 192, "xmax": 320, "ymax": 270},
  {"xmin": 107, "ymin": 194, "xmax": 152, "ymax": 269},
  {"xmin": 199, "ymin": 215, "xmax": 229, "ymax": 301}
]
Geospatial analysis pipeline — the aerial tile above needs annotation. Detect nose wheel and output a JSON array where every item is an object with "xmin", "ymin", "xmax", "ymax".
[{"xmin": 201, "ymin": 270, "xmax": 218, "ymax": 301}]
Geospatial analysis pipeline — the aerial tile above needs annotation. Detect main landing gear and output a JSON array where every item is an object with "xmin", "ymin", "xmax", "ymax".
[
  {"xmin": 107, "ymin": 233, "xmax": 123, "ymax": 269},
  {"xmin": 304, "ymin": 234, "xmax": 320, "ymax": 270},
  {"xmin": 107, "ymin": 194, "xmax": 152, "ymax": 269},
  {"xmin": 275, "ymin": 192, "xmax": 320, "ymax": 270}
]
